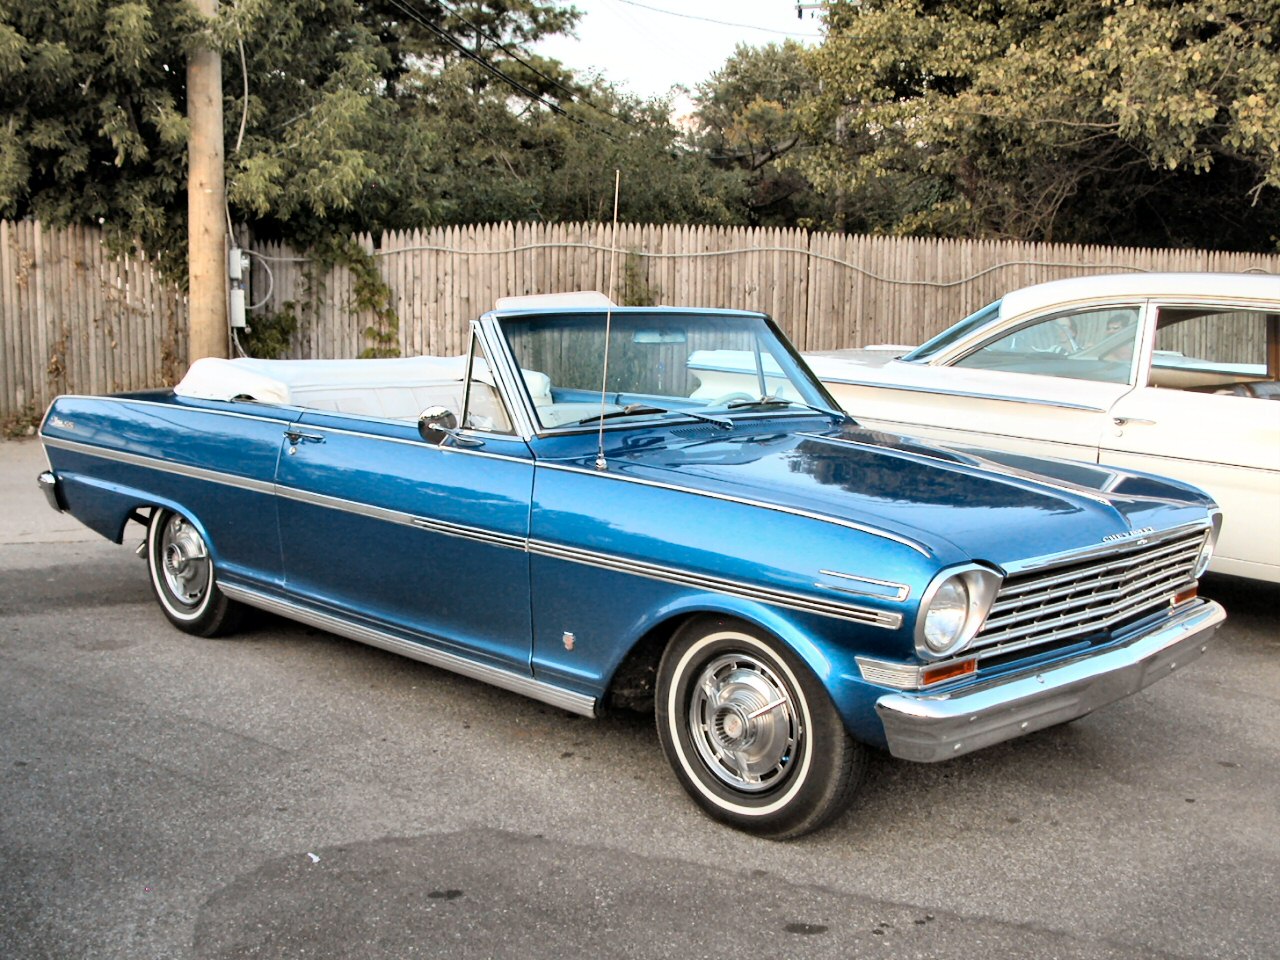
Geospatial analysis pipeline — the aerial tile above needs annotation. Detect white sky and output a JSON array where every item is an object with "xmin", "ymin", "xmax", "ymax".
[{"xmin": 534, "ymin": 0, "xmax": 824, "ymax": 101}]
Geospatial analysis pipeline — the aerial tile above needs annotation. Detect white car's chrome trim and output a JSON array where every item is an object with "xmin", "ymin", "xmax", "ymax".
[
  {"xmin": 530, "ymin": 539, "xmax": 904, "ymax": 629},
  {"xmin": 218, "ymin": 582, "xmax": 597, "ymax": 717},
  {"xmin": 537, "ymin": 461, "xmax": 933, "ymax": 558},
  {"xmin": 820, "ymin": 378, "xmax": 1110, "ymax": 413}
]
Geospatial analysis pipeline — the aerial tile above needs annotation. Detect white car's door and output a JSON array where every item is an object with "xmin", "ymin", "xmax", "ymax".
[
  {"xmin": 825, "ymin": 367, "xmax": 1126, "ymax": 461},
  {"xmin": 818, "ymin": 303, "xmax": 1147, "ymax": 461},
  {"xmin": 1102, "ymin": 304, "xmax": 1280, "ymax": 582}
]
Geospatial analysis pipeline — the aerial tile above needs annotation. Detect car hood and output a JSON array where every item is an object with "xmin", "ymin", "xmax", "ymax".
[{"xmin": 600, "ymin": 421, "xmax": 1212, "ymax": 568}]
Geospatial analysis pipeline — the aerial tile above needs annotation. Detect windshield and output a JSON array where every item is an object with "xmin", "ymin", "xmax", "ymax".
[
  {"xmin": 495, "ymin": 310, "xmax": 841, "ymax": 430},
  {"xmin": 903, "ymin": 300, "xmax": 1002, "ymax": 362}
]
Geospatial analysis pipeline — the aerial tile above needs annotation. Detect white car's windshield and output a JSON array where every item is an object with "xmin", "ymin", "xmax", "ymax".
[
  {"xmin": 495, "ymin": 310, "xmax": 841, "ymax": 430},
  {"xmin": 903, "ymin": 300, "xmax": 1002, "ymax": 362}
]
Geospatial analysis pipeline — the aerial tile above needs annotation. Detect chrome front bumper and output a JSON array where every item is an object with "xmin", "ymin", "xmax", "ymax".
[{"xmin": 876, "ymin": 600, "xmax": 1225, "ymax": 762}]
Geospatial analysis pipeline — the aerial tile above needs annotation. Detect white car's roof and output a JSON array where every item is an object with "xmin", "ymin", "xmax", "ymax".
[{"xmin": 1001, "ymin": 272, "xmax": 1280, "ymax": 319}]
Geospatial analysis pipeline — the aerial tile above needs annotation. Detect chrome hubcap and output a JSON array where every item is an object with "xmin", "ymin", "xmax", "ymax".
[
  {"xmin": 689, "ymin": 653, "xmax": 800, "ymax": 792},
  {"xmin": 159, "ymin": 516, "xmax": 210, "ymax": 607}
]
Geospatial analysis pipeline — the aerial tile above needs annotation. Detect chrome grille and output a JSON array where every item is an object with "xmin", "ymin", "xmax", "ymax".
[{"xmin": 973, "ymin": 527, "xmax": 1207, "ymax": 660}]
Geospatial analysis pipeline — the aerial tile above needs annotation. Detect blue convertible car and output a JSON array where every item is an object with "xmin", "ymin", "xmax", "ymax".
[{"xmin": 38, "ymin": 299, "xmax": 1225, "ymax": 837}]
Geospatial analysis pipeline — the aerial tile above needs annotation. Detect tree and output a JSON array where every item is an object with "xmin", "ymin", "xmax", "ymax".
[
  {"xmin": 0, "ymin": 0, "xmax": 607, "ymax": 269},
  {"xmin": 692, "ymin": 40, "xmax": 824, "ymax": 227},
  {"xmin": 0, "ymin": 1, "xmax": 199, "ymax": 268},
  {"xmin": 800, "ymin": 0, "xmax": 1280, "ymax": 250}
]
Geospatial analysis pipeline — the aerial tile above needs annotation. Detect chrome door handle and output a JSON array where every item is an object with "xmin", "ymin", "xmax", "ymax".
[
  {"xmin": 284, "ymin": 430, "xmax": 326, "ymax": 444},
  {"xmin": 1112, "ymin": 417, "xmax": 1156, "ymax": 426}
]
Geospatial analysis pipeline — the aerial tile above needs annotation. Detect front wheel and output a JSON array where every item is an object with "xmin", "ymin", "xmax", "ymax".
[
  {"xmin": 146, "ymin": 508, "xmax": 242, "ymax": 637},
  {"xmin": 656, "ymin": 617, "xmax": 866, "ymax": 839}
]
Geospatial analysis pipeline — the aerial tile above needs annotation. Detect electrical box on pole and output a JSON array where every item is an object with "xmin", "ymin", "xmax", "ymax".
[{"xmin": 228, "ymin": 247, "xmax": 248, "ymax": 329}]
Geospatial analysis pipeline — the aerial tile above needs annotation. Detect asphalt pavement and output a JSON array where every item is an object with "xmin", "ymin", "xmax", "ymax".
[{"xmin": 2, "ymin": 436, "xmax": 1277, "ymax": 959}]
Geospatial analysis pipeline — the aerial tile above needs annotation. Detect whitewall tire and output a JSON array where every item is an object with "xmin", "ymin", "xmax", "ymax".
[
  {"xmin": 656, "ymin": 617, "xmax": 866, "ymax": 839},
  {"xmin": 146, "ymin": 508, "xmax": 242, "ymax": 637}
]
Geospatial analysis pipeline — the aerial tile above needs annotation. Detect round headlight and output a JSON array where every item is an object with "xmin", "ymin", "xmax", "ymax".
[
  {"xmin": 922, "ymin": 577, "xmax": 969, "ymax": 654},
  {"xmin": 915, "ymin": 566, "xmax": 1002, "ymax": 660}
]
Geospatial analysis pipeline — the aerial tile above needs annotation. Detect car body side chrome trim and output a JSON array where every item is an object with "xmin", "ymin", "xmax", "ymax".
[
  {"xmin": 275, "ymin": 485, "xmax": 528, "ymax": 552},
  {"xmin": 537, "ymin": 461, "xmax": 932, "ymax": 558},
  {"xmin": 46, "ymin": 392, "xmax": 531, "ymax": 463},
  {"xmin": 40, "ymin": 435, "xmax": 278, "ymax": 495},
  {"xmin": 42, "ymin": 394, "xmax": 298, "ymax": 426},
  {"xmin": 218, "ymin": 582, "xmax": 597, "ymax": 717},
  {"xmin": 44, "ymin": 433, "xmax": 905, "ymax": 624},
  {"xmin": 529, "ymin": 539, "xmax": 904, "ymax": 629},
  {"xmin": 284, "ymin": 421, "xmax": 532, "ymax": 462},
  {"xmin": 817, "ymin": 570, "xmax": 910, "ymax": 602},
  {"xmin": 818, "ymin": 378, "xmax": 1110, "ymax": 413}
]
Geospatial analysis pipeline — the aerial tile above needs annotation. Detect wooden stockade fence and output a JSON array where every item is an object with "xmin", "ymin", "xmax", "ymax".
[
  {"xmin": 3, "ymin": 219, "xmax": 1278, "ymax": 422},
  {"xmin": 1, "ymin": 219, "xmax": 187, "ymax": 424}
]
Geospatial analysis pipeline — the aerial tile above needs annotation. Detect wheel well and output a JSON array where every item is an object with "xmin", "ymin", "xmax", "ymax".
[
  {"xmin": 604, "ymin": 615, "xmax": 690, "ymax": 714},
  {"xmin": 603, "ymin": 612, "xmax": 766, "ymax": 715},
  {"xmin": 109, "ymin": 504, "xmax": 153, "ymax": 543}
]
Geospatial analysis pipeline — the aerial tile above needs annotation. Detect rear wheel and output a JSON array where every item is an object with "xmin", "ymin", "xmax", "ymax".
[
  {"xmin": 146, "ymin": 508, "xmax": 241, "ymax": 637},
  {"xmin": 656, "ymin": 617, "xmax": 866, "ymax": 839}
]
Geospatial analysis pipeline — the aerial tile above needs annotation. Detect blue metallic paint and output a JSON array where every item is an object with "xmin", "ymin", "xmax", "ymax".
[{"xmin": 37, "ymin": 307, "xmax": 1222, "ymax": 766}]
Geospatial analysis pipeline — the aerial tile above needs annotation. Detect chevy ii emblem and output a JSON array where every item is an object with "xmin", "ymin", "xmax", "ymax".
[{"xmin": 1102, "ymin": 527, "xmax": 1155, "ymax": 543}]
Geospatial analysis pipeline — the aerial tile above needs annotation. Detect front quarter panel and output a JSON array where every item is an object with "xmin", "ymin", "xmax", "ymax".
[{"xmin": 527, "ymin": 458, "xmax": 941, "ymax": 739}]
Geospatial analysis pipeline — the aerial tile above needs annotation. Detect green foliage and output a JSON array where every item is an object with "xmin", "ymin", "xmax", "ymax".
[
  {"xmin": 0, "ymin": 0, "xmax": 200, "ymax": 272},
  {"xmin": 241, "ymin": 300, "xmax": 299, "ymax": 360},
  {"xmin": 1, "ymin": 404, "xmax": 40, "ymax": 438},
  {"xmin": 692, "ymin": 41, "xmax": 825, "ymax": 227},
  {"xmin": 1, "ymin": 0, "xmax": 757, "ymax": 273},
  {"xmin": 800, "ymin": 0, "xmax": 1280, "ymax": 249},
  {"xmin": 620, "ymin": 253, "xmax": 660, "ymax": 307},
  {"xmin": 405, "ymin": 65, "xmax": 746, "ymax": 226},
  {"xmin": 299, "ymin": 235, "xmax": 400, "ymax": 358}
]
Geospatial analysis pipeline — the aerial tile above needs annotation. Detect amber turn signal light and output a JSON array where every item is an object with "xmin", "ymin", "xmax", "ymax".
[
  {"xmin": 922, "ymin": 658, "xmax": 977, "ymax": 686},
  {"xmin": 1173, "ymin": 585, "xmax": 1198, "ymax": 605}
]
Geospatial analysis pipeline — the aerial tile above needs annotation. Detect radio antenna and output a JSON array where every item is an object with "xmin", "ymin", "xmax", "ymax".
[{"xmin": 595, "ymin": 170, "xmax": 622, "ymax": 471}]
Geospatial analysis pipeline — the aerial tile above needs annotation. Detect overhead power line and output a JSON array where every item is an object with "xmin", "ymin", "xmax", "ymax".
[
  {"xmin": 612, "ymin": 0, "xmax": 824, "ymax": 39},
  {"xmin": 431, "ymin": 0, "xmax": 634, "ymax": 127}
]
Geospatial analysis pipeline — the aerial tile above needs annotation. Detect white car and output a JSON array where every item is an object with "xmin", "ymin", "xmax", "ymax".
[{"xmin": 803, "ymin": 273, "xmax": 1280, "ymax": 583}]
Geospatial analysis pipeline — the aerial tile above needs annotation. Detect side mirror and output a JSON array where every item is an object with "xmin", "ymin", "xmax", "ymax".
[{"xmin": 418, "ymin": 406, "xmax": 458, "ymax": 444}]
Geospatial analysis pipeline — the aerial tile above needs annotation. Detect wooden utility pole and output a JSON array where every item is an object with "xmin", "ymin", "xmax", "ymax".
[{"xmin": 187, "ymin": 0, "xmax": 227, "ymax": 363}]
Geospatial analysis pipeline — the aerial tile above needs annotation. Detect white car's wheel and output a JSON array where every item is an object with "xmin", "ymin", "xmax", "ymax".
[
  {"xmin": 656, "ymin": 617, "xmax": 866, "ymax": 838},
  {"xmin": 146, "ymin": 508, "xmax": 241, "ymax": 637}
]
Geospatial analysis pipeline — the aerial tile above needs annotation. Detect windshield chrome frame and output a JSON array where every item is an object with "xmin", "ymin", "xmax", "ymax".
[{"xmin": 481, "ymin": 307, "xmax": 845, "ymax": 438}]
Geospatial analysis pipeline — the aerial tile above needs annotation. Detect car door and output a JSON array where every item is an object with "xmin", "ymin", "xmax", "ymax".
[
  {"xmin": 837, "ymin": 304, "xmax": 1146, "ymax": 461},
  {"xmin": 273, "ymin": 411, "xmax": 536, "ymax": 672},
  {"xmin": 1101, "ymin": 303, "xmax": 1280, "ymax": 580}
]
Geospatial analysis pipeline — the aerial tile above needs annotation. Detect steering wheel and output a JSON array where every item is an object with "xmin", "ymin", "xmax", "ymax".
[{"xmin": 706, "ymin": 391, "xmax": 756, "ymax": 408}]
